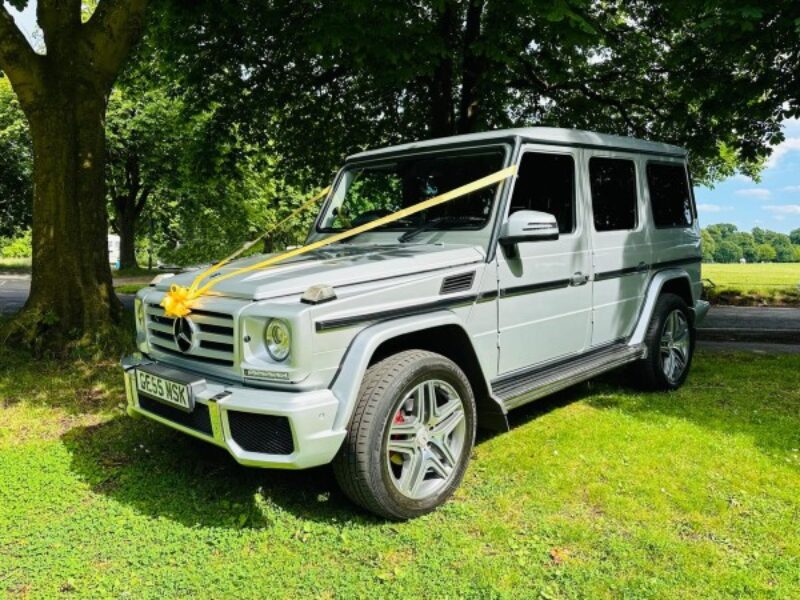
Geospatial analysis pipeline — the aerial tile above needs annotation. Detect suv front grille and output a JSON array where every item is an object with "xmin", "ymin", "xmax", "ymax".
[
  {"xmin": 138, "ymin": 394, "xmax": 213, "ymax": 436},
  {"xmin": 145, "ymin": 304, "xmax": 235, "ymax": 367},
  {"xmin": 227, "ymin": 411, "xmax": 294, "ymax": 455}
]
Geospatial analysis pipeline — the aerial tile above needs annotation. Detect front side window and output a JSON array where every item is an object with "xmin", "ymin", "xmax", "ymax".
[
  {"xmin": 509, "ymin": 152, "xmax": 575, "ymax": 234},
  {"xmin": 319, "ymin": 149, "xmax": 506, "ymax": 234},
  {"xmin": 647, "ymin": 162, "xmax": 693, "ymax": 228},
  {"xmin": 589, "ymin": 157, "xmax": 638, "ymax": 231}
]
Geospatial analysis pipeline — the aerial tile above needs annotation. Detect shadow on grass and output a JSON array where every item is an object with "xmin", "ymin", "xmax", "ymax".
[
  {"xmin": 59, "ymin": 351, "xmax": 800, "ymax": 529},
  {"xmin": 61, "ymin": 415, "xmax": 380, "ymax": 529},
  {"xmin": 0, "ymin": 315, "xmax": 136, "ymax": 414},
  {"xmin": 63, "ymin": 384, "xmax": 596, "ymax": 530}
]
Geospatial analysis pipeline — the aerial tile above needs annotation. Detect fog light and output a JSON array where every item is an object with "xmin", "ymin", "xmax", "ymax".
[{"xmin": 264, "ymin": 319, "xmax": 291, "ymax": 362}]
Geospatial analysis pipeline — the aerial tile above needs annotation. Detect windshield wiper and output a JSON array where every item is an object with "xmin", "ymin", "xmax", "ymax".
[{"xmin": 399, "ymin": 216, "xmax": 485, "ymax": 243}]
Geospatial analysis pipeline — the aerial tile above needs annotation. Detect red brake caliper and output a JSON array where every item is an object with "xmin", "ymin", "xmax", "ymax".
[{"xmin": 390, "ymin": 410, "xmax": 405, "ymax": 465}]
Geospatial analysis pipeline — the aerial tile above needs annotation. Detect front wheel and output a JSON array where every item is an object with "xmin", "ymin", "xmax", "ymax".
[
  {"xmin": 633, "ymin": 293, "xmax": 695, "ymax": 390},
  {"xmin": 333, "ymin": 350, "xmax": 476, "ymax": 520}
]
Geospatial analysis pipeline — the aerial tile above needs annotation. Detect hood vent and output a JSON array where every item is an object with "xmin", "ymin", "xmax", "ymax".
[{"xmin": 440, "ymin": 271, "xmax": 475, "ymax": 295}]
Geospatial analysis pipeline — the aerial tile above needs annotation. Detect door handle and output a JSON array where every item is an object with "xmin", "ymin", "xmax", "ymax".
[{"xmin": 570, "ymin": 272, "xmax": 589, "ymax": 286}]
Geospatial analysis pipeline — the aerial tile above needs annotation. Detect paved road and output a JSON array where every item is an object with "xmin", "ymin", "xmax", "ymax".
[
  {"xmin": 697, "ymin": 305, "xmax": 800, "ymax": 343},
  {"xmin": 0, "ymin": 274, "xmax": 135, "ymax": 315}
]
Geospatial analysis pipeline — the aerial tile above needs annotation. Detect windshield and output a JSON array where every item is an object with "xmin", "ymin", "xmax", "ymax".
[{"xmin": 318, "ymin": 149, "xmax": 506, "ymax": 237}]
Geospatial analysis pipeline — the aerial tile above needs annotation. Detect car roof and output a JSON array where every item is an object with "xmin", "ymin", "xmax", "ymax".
[{"xmin": 346, "ymin": 127, "xmax": 687, "ymax": 161}]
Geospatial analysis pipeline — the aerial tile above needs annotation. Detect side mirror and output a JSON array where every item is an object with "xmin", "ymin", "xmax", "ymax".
[{"xmin": 499, "ymin": 210, "xmax": 559, "ymax": 246}]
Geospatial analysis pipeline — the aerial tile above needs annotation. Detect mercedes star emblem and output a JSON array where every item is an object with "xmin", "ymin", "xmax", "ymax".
[{"xmin": 173, "ymin": 316, "xmax": 198, "ymax": 353}]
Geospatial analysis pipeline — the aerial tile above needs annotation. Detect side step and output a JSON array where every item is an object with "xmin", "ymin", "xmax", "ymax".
[{"xmin": 492, "ymin": 343, "xmax": 647, "ymax": 411}]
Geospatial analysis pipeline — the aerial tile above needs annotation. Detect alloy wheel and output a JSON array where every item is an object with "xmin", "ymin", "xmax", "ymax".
[
  {"xmin": 385, "ymin": 379, "xmax": 468, "ymax": 500},
  {"xmin": 660, "ymin": 309, "xmax": 690, "ymax": 384}
]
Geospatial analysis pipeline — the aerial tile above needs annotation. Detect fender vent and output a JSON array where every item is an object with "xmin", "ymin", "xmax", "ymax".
[{"xmin": 440, "ymin": 271, "xmax": 475, "ymax": 295}]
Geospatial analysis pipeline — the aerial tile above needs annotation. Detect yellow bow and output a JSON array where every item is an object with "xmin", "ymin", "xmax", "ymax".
[{"xmin": 161, "ymin": 284, "xmax": 194, "ymax": 318}]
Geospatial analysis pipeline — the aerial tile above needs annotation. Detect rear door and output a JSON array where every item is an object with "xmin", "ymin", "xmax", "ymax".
[
  {"xmin": 585, "ymin": 152, "xmax": 651, "ymax": 347},
  {"xmin": 644, "ymin": 159, "xmax": 702, "ymax": 296},
  {"xmin": 496, "ymin": 145, "xmax": 592, "ymax": 374}
]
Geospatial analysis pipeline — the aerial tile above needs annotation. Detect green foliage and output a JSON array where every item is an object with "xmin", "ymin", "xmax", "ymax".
[
  {"xmin": 106, "ymin": 43, "xmax": 314, "ymax": 268},
  {"xmin": 790, "ymin": 228, "xmax": 800, "ymax": 245},
  {"xmin": 730, "ymin": 232, "xmax": 757, "ymax": 263},
  {"xmin": 0, "ymin": 228, "xmax": 31, "ymax": 258},
  {"xmin": 704, "ymin": 224, "xmax": 799, "ymax": 263},
  {"xmin": 2, "ymin": 347, "xmax": 800, "ymax": 596},
  {"xmin": 700, "ymin": 229, "xmax": 716, "ymax": 262},
  {"xmin": 714, "ymin": 240, "xmax": 743, "ymax": 264},
  {"xmin": 756, "ymin": 243, "xmax": 777, "ymax": 262},
  {"xmin": 0, "ymin": 76, "xmax": 32, "ymax": 237},
  {"xmin": 151, "ymin": 0, "xmax": 800, "ymax": 185}
]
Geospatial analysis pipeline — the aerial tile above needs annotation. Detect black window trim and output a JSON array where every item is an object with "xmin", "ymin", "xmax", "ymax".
[
  {"xmin": 507, "ymin": 148, "xmax": 578, "ymax": 236},
  {"xmin": 646, "ymin": 159, "xmax": 695, "ymax": 230},
  {"xmin": 588, "ymin": 155, "xmax": 640, "ymax": 233}
]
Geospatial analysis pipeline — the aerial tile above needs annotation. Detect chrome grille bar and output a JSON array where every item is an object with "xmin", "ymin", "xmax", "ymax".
[{"xmin": 146, "ymin": 303, "xmax": 236, "ymax": 367}]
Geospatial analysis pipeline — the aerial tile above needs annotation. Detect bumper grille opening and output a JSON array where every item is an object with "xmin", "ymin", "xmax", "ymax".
[
  {"xmin": 227, "ymin": 411, "xmax": 294, "ymax": 455},
  {"xmin": 138, "ymin": 394, "xmax": 213, "ymax": 436}
]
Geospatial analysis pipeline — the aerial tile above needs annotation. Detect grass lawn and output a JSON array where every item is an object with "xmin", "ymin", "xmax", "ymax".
[
  {"xmin": 0, "ymin": 257, "xmax": 31, "ymax": 274},
  {"xmin": 1, "ymin": 348, "xmax": 799, "ymax": 598},
  {"xmin": 114, "ymin": 283, "xmax": 148, "ymax": 295},
  {"xmin": 702, "ymin": 263, "xmax": 800, "ymax": 305}
]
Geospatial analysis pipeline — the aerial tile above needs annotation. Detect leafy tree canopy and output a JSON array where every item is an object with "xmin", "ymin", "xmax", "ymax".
[
  {"xmin": 0, "ymin": 75, "xmax": 31, "ymax": 237},
  {"xmin": 151, "ymin": 0, "xmax": 799, "ymax": 185}
]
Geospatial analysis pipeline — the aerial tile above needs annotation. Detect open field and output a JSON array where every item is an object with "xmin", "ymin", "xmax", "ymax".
[
  {"xmin": 702, "ymin": 263, "xmax": 800, "ymax": 306},
  {"xmin": 1, "ymin": 346, "xmax": 799, "ymax": 598}
]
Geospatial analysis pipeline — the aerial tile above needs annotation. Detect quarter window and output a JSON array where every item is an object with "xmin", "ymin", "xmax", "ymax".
[
  {"xmin": 647, "ymin": 162, "xmax": 694, "ymax": 228},
  {"xmin": 509, "ymin": 152, "xmax": 575, "ymax": 234},
  {"xmin": 589, "ymin": 157, "xmax": 638, "ymax": 231}
]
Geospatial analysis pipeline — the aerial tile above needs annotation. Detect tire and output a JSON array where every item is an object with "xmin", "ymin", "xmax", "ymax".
[
  {"xmin": 633, "ymin": 293, "xmax": 695, "ymax": 391},
  {"xmin": 333, "ymin": 350, "xmax": 477, "ymax": 520}
]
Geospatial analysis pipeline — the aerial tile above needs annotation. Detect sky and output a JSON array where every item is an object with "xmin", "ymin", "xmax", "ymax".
[
  {"xmin": 694, "ymin": 117, "xmax": 800, "ymax": 235},
  {"xmin": 6, "ymin": 2, "xmax": 800, "ymax": 235}
]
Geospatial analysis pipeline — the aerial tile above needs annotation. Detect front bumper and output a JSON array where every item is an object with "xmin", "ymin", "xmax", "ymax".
[
  {"xmin": 122, "ymin": 355, "xmax": 346, "ymax": 469},
  {"xmin": 692, "ymin": 299, "xmax": 711, "ymax": 326}
]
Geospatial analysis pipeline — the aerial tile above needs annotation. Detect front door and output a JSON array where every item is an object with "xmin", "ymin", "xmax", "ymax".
[{"xmin": 497, "ymin": 146, "xmax": 593, "ymax": 374}]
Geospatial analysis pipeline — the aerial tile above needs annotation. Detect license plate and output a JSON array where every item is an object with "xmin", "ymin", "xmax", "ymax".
[{"xmin": 136, "ymin": 369, "xmax": 193, "ymax": 411}]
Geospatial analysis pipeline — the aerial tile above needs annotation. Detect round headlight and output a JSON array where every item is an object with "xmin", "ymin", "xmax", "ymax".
[{"xmin": 264, "ymin": 319, "xmax": 291, "ymax": 361}]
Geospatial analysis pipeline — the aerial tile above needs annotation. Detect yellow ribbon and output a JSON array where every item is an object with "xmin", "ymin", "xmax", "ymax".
[
  {"xmin": 161, "ymin": 186, "xmax": 331, "ymax": 318},
  {"xmin": 161, "ymin": 165, "xmax": 516, "ymax": 318}
]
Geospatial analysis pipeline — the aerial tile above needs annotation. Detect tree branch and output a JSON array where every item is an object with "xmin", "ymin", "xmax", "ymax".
[
  {"xmin": 81, "ymin": 0, "xmax": 148, "ymax": 90},
  {"xmin": 0, "ymin": 5, "xmax": 43, "ymax": 105},
  {"xmin": 134, "ymin": 186, "xmax": 151, "ymax": 218}
]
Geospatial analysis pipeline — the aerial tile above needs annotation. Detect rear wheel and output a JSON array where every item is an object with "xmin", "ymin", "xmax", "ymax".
[
  {"xmin": 333, "ymin": 350, "xmax": 476, "ymax": 520},
  {"xmin": 633, "ymin": 293, "xmax": 694, "ymax": 390}
]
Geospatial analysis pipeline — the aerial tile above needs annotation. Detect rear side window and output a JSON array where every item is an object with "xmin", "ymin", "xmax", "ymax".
[
  {"xmin": 509, "ymin": 152, "xmax": 575, "ymax": 233},
  {"xmin": 647, "ymin": 163, "xmax": 693, "ymax": 228},
  {"xmin": 589, "ymin": 157, "xmax": 637, "ymax": 231}
]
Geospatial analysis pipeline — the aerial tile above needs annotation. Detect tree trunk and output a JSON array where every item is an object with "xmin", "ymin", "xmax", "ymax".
[
  {"xmin": 457, "ymin": 0, "xmax": 485, "ymax": 134},
  {"xmin": 23, "ymin": 89, "xmax": 122, "ymax": 346},
  {"xmin": 0, "ymin": 0, "xmax": 147, "ymax": 351},
  {"xmin": 116, "ymin": 203, "xmax": 138, "ymax": 270},
  {"xmin": 429, "ymin": 2, "xmax": 458, "ymax": 137}
]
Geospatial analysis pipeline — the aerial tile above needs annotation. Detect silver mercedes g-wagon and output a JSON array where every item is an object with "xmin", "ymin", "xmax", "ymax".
[{"xmin": 123, "ymin": 127, "xmax": 708, "ymax": 519}]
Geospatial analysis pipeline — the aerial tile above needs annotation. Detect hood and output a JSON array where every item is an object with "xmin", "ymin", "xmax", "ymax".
[{"xmin": 155, "ymin": 243, "xmax": 484, "ymax": 301}]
